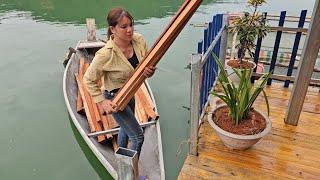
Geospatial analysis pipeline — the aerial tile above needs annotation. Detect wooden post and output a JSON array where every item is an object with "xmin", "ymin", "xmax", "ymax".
[
  {"xmin": 285, "ymin": 0, "xmax": 320, "ymax": 125},
  {"xmin": 219, "ymin": 14, "xmax": 229, "ymax": 66},
  {"xmin": 115, "ymin": 147, "xmax": 139, "ymax": 180},
  {"xmin": 189, "ymin": 54, "xmax": 202, "ymax": 156},
  {"xmin": 86, "ymin": 18, "xmax": 96, "ymax": 41}
]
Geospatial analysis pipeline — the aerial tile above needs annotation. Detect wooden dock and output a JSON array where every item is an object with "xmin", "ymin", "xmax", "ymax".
[{"xmin": 178, "ymin": 83, "xmax": 320, "ymax": 179}]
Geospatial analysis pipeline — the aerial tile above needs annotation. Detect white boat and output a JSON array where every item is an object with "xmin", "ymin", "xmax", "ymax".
[{"xmin": 63, "ymin": 40, "xmax": 165, "ymax": 179}]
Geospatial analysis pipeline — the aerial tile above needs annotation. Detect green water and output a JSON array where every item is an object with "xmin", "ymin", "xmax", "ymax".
[{"xmin": 0, "ymin": 0, "xmax": 316, "ymax": 179}]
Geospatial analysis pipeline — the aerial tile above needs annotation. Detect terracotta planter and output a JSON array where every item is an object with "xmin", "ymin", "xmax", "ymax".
[
  {"xmin": 208, "ymin": 105, "xmax": 272, "ymax": 150},
  {"xmin": 225, "ymin": 60, "xmax": 256, "ymax": 85}
]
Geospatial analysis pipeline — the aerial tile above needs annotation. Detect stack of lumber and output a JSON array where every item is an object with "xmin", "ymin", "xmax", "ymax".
[
  {"xmin": 112, "ymin": 0, "xmax": 202, "ymax": 111},
  {"xmin": 134, "ymin": 83, "xmax": 158, "ymax": 123},
  {"xmin": 75, "ymin": 57, "xmax": 158, "ymax": 144}
]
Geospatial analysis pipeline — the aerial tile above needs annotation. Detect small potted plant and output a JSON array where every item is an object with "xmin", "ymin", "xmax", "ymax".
[
  {"xmin": 227, "ymin": 0, "xmax": 269, "ymax": 73},
  {"xmin": 208, "ymin": 54, "xmax": 272, "ymax": 150}
]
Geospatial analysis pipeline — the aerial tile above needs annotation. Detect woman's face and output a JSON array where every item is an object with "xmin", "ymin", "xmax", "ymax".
[{"xmin": 111, "ymin": 16, "xmax": 133, "ymax": 42}]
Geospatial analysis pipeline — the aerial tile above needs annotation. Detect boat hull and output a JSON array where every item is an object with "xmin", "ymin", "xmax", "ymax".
[{"xmin": 62, "ymin": 41, "xmax": 165, "ymax": 179}]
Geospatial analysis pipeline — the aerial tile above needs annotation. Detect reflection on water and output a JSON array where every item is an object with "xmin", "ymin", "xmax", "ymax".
[
  {"xmin": 68, "ymin": 116, "xmax": 113, "ymax": 180},
  {"xmin": 0, "ymin": 0, "xmax": 216, "ymax": 27}
]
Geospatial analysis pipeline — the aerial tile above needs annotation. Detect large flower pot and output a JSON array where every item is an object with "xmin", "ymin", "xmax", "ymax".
[
  {"xmin": 208, "ymin": 105, "xmax": 272, "ymax": 150},
  {"xmin": 225, "ymin": 60, "xmax": 256, "ymax": 85}
]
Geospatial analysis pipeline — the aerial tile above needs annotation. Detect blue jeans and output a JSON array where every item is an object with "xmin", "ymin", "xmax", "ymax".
[{"xmin": 104, "ymin": 91, "xmax": 144, "ymax": 157}]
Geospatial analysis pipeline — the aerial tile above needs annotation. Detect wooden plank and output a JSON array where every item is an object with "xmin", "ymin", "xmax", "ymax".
[
  {"xmin": 254, "ymin": 60, "xmax": 320, "ymax": 72},
  {"xmin": 112, "ymin": 138, "xmax": 118, "ymax": 152},
  {"xmin": 180, "ymin": 83, "xmax": 320, "ymax": 179},
  {"xmin": 252, "ymin": 72, "xmax": 320, "ymax": 86},
  {"xmin": 140, "ymin": 83, "xmax": 155, "ymax": 109},
  {"xmin": 101, "ymin": 115, "xmax": 113, "ymax": 139},
  {"xmin": 257, "ymin": 89, "xmax": 320, "ymax": 105},
  {"xmin": 134, "ymin": 95, "xmax": 148, "ymax": 123},
  {"xmin": 135, "ymin": 86, "xmax": 158, "ymax": 120},
  {"xmin": 112, "ymin": 0, "xmax": 202, "ymax": 111},
  {"xmin": 76, "ymin": 58, "xmax": 85, "ymax": 113},
  {"xmin": 268, "ymin": 14, "xmax": 311, "ymax": 20},
  {"xmin": 75, "ymin": 74, "xmax": 105, "ymax": 142},
  {"xmin": 97, "ymin": 103, "xmax": 113, "ymax": 139},
  {"xmin": 263, "ymin": 86, "xmax": 320, "ymax": 100},
  {"xmin": 106, "ymin": 114, "xmax": 118, "ymax": 129},
  {"xmin": 198, "ymin": 144, "xmax": 320, "ymax": 179},
  {"xmin": 265, "ymin": 82, "xmax": 320, "ymax": 95},
  {"xmin": 269, "ymin": 26, "xmax": 308, "ymax": 33},
  {"xmin": 255, "ymin": 97, "xmax": 320, "ymax": 114},
  {"xmin": 77, "ymin": 41, "xmax": 105, "ymax": 49},
  {"xmin": 194, "ymin": 123, "xmax": 320, "ymax": 179},
  {"xmin": 179, "ymin": 155, "xmax": 283, "ymax": 180},
  {"xmin": 268, "ymin": 18, "xmax": 309, "ymax": 24},
  {"xmin": 75, "ymin": 74, "xmax": 96, "ymax": 132},
  {"xmin": 92, "ymin": 103, "xmax": 101, "ymax": 122},
  {"xmin": 285, "ymin": 0, "xmax": 320, "ymax": 125},
  {"xmin": 268, "ymin": 11, "xmax": 286, "ymax": 85},
  {"xmin": 285, "ymin": 10, "xmax": 307, "ymax": 87}
]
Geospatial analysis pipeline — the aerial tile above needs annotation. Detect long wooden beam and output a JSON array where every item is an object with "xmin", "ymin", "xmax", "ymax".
[
  {"xmin": 285, "ymin": 0, "xmax": 320, "ymax": 125},
  {"xmin": 252, "ymin": 72, "xmax": 320, "ymax": 86},
  {"xmin": 112, "ymin": 0, "xmax": 202, "ymax": 111}
]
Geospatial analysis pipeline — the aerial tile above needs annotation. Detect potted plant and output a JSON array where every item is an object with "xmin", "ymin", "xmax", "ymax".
[
  {"xmin": 208, "ymin": 54, "xmax": 272, "ymax": 150},
  {"xmin": 227, "ymin": 0, "xmax": 269, "ymax": 75}
]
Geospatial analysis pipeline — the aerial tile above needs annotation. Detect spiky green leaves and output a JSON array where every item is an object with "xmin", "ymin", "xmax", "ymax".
[{"xmin": 211, "ymin": 53, "xmax": 271, "ymax": 125}]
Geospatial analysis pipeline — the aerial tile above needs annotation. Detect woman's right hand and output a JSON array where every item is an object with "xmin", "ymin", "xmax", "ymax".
[{"xmin": 97, "ymin": 99, "xmax": 117, "ymax": 115}]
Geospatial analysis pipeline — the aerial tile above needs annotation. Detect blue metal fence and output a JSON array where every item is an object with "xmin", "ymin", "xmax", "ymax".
[
  {"xmin": 197, "ymin": 14, "xmax": 224, "ymax": 114},
  {"xmin": 251, "ymin": 10, "xmax": 314, "ymax": 87}
]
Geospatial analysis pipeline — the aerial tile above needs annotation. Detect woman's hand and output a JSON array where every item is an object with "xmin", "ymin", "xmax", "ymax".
[
  {"xmin": 97, "ymin": 99, "xmax": 117, "ymax": 115},
  {"xmin": 143, "ymin": 66, "xmax": 156, "ymax": 78}
]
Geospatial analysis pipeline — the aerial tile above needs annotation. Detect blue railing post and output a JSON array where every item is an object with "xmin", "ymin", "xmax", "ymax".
[
  {"xmin": 284, "ymin": 10, "xmax": 307, "ymax": 87},
  {"xmin": 268, "ymin": 11, "xmax": 287, "ymax": 85},
  {"xmin": 219, "ymin": 14, "xmax": 229, "ymax": 68},
  {"xmin": 196, "ymin": 14, "xmax": 227, "ymax": 117}
]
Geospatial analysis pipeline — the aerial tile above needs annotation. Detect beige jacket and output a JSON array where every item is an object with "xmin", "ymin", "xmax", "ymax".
[{"xmin": 84, "ymin": 33, "xmax": 148, "ymax": 103}]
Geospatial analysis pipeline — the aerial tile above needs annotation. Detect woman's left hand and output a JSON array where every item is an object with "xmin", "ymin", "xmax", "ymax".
[{"xmin": 143, "ymin": 66, "xmax": 156, "ymax": 78}]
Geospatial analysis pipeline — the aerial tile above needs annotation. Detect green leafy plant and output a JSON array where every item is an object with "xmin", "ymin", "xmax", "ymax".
[
  {"xmin": 229, "ymin": 0, "xmax": 269, "ymax": 63},
  {"xmin": 211, "ymin": 53, "xmax": 271, "ymax": 125}
]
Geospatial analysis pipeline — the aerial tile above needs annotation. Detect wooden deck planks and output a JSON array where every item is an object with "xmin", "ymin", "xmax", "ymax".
[{"xmin": 178, "ymin": 83, "xmax": 320, "ymax": 179}]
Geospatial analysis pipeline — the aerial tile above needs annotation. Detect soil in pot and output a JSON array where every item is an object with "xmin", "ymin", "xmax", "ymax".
[
  {"xmin": 213, "ymin": 106, "xmax": 266, "ymax": 135},
  {"xmin": 227, "ymin": 59, "xmax": 255, "ymax": 69}
]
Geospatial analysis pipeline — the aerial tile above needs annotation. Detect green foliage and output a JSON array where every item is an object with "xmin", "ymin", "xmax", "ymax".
[
  {"xmin": 211, "ymin": 53, "xmax": 271, "ymax": 125},
  {"xmin": 229, "ymin": 0, "xmax": 269, "ymax": 62}
]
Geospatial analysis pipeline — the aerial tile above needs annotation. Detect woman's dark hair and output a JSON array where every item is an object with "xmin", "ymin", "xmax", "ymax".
[{"xmin": 106, "ymin": 7, "xmax": 134, "ymax": 39}]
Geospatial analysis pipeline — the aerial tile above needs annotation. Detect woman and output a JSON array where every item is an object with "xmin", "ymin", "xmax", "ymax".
[{"xmin": 84, "ymin": 7, "xmax": 156, "ymax": 157}]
